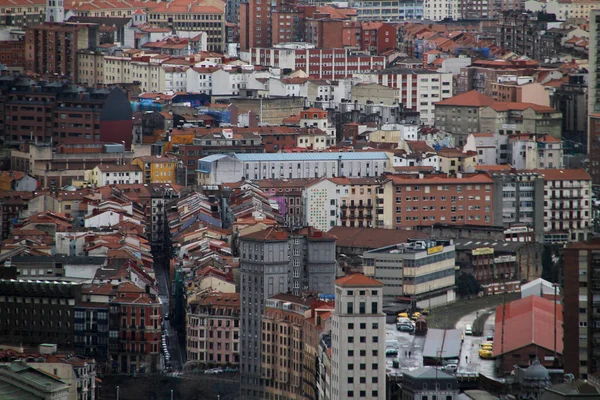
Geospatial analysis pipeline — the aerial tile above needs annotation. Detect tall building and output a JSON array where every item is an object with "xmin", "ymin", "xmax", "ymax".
[
  {"xmin": 239, "ymin": 226, "xmax": 337, "ymax": 399},
  {"xmin": 589, "ymin": 11, "xmax": 600, "ymax": 184},
  {"xmin": 423, "ymin": 0, "xmax": 459, "ymax": 21},
  {"xmin": 563, "ymin": 240, "xmax": 600, "ymax": 379},
  {"xmin": 331, "ymin": 274, "xmax": 385, "ymax": 400}
]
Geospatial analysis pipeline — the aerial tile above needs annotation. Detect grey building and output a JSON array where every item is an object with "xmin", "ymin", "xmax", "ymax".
[
  {"xmin": 239, "ymin": 226, "xmax": 337, "ymax": 399},
  {"xmin": 489, "ymin": 170, "xmax": 545, "ymax": 242},
  {"xmin": 400, "ymin": 367, "xmax": 460, "ymax": 399}
]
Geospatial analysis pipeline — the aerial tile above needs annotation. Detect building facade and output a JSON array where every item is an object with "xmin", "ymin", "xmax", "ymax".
[
  {"xmin": 331, "ymin": 274, "xmax": 385, "ymax": 400},
  {"xmin": 239, "ymin": 227, "xmax": 336, "ymax": 399}
]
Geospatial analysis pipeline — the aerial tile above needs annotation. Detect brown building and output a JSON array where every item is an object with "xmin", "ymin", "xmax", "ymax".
[
  {"xmin": 564, "ymin": 240, "xmax": 600, "ymax": 379},
  {"xmin": 257, "ymin": 178, "xmax": 318, "ymax": 226},
  {"xmin": 25, "ymin": 22, "xmax": 100, "ymax": 80},
  {"xmin": 0, "ymin": 279, "xmax": 82, "ymax": 347},
  {"xmin": 262, "ymin": 293, "xmax": 316, "ymax": 400},
  {"xmin": 493, "ymin": 296, "xmax": 562, "ymax": 375},
  {"xmin": 0, "ymin": 40, "xmax": 25, "ymax": 69},
  {"xmin": 382, "ymin": 172, "xmax": 495, "ymax": 229}
]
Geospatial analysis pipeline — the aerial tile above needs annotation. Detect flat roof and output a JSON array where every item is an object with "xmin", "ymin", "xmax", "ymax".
[
  {"xmin": 453, "ymin": 239, "xmax": 524, "ymax": 253},
  {"xmin": 233, "ymin": 152, "xmax": 390, "ymax": 161},
  {"xmin": 422, "ymin": 328, "xmax": 462, "ymax": 359}
]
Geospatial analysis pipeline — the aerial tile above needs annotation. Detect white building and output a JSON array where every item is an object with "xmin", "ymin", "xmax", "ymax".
[
  {"xmin": 331, "ymin": 274, "xmax": 386, "ymax": 400},
  {"xmin": 423, "ymin": 0, "xmax": 459, "ymax": 21},
  {"xmin": 269, "ymin": 77, "xmax": 310, "ymax": 98},
  {"xmin": 464, "ymin": 133, "xmax": 510, "ymax": 165},
  {"xmin": 186, "ymin": 66, "xmax": 217, "ymax": 94},
  {"xmin": 509, "ymin": 134, "xmax": 564, "ymax": 170},
  {"xmin": 541, "ymin": 168, "xmax": 592, "ymax": 243},
  {"xmin": 163, "ymin": 66, "xmax": 189, "ymax": 92},
  {"xmin": 87, "ymin": 164, "xmax": 143, "ymax": 187},
  {"xmin": 197, "ymin": 152, "xmax": 391, "ymax": 185},
  {"xmin": 303, "ymin": 178, "xmax": 339, "ymax": 232}
]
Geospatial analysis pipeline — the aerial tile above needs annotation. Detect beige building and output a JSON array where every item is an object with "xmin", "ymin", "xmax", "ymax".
[
  {"xmin": 490, "ymin": 80, "xmax": 550, "ymax": 106},
  {"xmin": 479, "ymin": 103, "xmax": 563, "ymax": 138},
  {"xmin": 351, "ymin": 83, "xmax": 400, "ymax": 106},
  {"xmin": 437, "ymin": 148, "xmax": 478, "ymax": 175}
]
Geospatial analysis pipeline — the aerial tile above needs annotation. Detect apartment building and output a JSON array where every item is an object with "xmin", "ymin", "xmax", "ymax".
[
  {"xmin": 0, "ymin": 279, "xmax": 82, "ymax": 347},
  {"xmin": 564, "ymin": 241, "xmax": 600, "ymax": 379},
  {"xmin": 380, "ymin": 172, "xmax": 495, "ymax": 230},
  {"xmin": 464, "ymin": 133, "xmax": 509, "ymax": 165},
  {"xmin": 132, "ymin": 155, "xmax": 178, "ymax": 184},
  {"xmin": 363, "ymin": 239, "xmax": 456, "ymax": 307},
  {"xmin": 488, "ymin": 169, "xmax": 545, "ymax": 243},
  {"xmin": 0, "ymin": 0, "xmax": 45, "ymax": 28},
  {"xmin": 331, "ymin": 274, "xmax": 385, "ymax": 400},
  {"xmin": 349, "ymin": 0, "xmax": 423, "ymax": 20},
  {"xmin": 262, "ymin": 294, "xmax": 314, "ymax": 399},
  {"xmin": 239, "ymin": 227, "xmax": 336, "ymax": 399},
  {"xmin": 303, "ymin": 177, "xmax": 385, "ymax": 232},
  {"xmin": 197, "ymin": 152, "xmax": 391, "ymax": 185},
  {"xmin": 243, "ymin": 46, "xmax": 386, "ymax": 79},
  {"xmin": 508, "ymin": 134, "xmax": 564, "ymax": 170},
  {"xmin": 496, "ymin": 11, "xmax": 561, "ymax": 62},
  {"xmin": 186, "ymin": 292, "xmax": 240, "ymax": 367},
  {"xmin": 541, "ymin": 168, "xmax": 592, "ymax": 243},
  {"xmin": 459, "ymin": 0, "xmax": 495, "ymax": 19},
  {"xmin": 355, "ymin": 67, "xmax": 453, "ymax": 126},
  {"xmin": 88, "ymin": 165, "xmax": 143, "ymax": 187},
  {"xmin": 423, "ymin": 0, "xmax": 459, "ymax": 21},
  {"xmin": 458, "ymin": 59, "xmax": 540, "ymax": 96},
  {"xmin": 257, "ymin": 179, "xmax": 318, "ymax": 227},
  {"xmin": 590, "ymin": 114, "xmax": 600, "ymax": 185}
]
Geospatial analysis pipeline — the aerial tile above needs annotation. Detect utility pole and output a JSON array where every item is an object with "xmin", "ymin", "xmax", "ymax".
[{"xmin": 553, "ymin": 282, "xmax": 558, "ymax": 366}]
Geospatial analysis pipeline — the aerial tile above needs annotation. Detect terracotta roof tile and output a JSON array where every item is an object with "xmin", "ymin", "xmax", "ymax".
[{"xmin": 335, "ymin": 273, "xmax": 383, "ymax": 287}]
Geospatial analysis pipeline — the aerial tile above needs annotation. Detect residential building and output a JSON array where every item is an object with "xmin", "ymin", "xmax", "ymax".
[
  {"xmin": 11, "ymin": 142, "xmax": 133, "ymax": 189},
  {"xmin": 399, "ymin": 368, "xmax": 459, "ymax": 399},
  {"xmin": 297, "ymin": 108, "xmax": 337, "ymax": 147},
  {"xmin": 257, "ymin": 179, "xmax": 318, "ymax": 227},
  {"xmin": 239, "ymin": 227, "xmax": 336, "ymax": 399},
  {"xmin": 464, "ymin": 133, "xmax": 510, "ymax": 165},
  {"xmin": 109, "ymin": 282, "xmax": 162, "ymax": 374},
  {"xmin": 88, "ymin": 165, "xmax": 143, "ymax": 187},
  {"xmin": 350, "ymin": 0, "xmax": 423, "ymax": 20},
  {"xmin": 1, "ymin": 78, "xmax": 132, "ymax": 148},
  {"xmin": 437, "ymin": 148, "xmax": 477, "ymax": 175},
  {"xmin": 74, "ymin": 301, "xmax": 110, "ymax": 363},
  {"xmin": 490, "ymin": 78, "xmax": 550, "ymax": 106},
  {"xmin": 0, "ymin": 279, "xmax": 82, "ymax": 347},
  {"xmin": 590, "ymin": 11, "xmax": 600, "ymax": 117},
  {"xmin": 242, "ymin": 46, "xmax": 386, "ymax": 79},
  {"xmin": 458, "ymin": 59, "xmax": 541, "ymax": 96},
  {"xmin": 381, "ymin": 172, "xmax": 495, "ymax": 230},
  {"xmin": 302, "ymin": 300, "xmax": 334, "ymax": 400},
  {"xmin": 0, "ymin": 39, "xmax": 26, "ymax": 69},
  {"xmin": 488, "ymin": 169, "xmax": 545, "ymax": 243},
  {"xmin": 0, "ymin": 171, "xmax": 38, "ymax": 191},
  {"xmin": 589, "ymin": 113, "xmax": 600, "ymax": 185},
  {"xmin": 363, "ymin": 239, "xmax": 456, "ymax": 307},
  {"xmin": 459, "ymin": 0, "xmax": 494, "ymax": 19},
  {"xmin": 540, "ymin": 168, "xmax": 592, "ymax": 243},
  {"xmin": 196, "ymin": 152, "xmax": 391, "ymax": 185},
  {"xmin": 356, "ymin": 67, "xmax": 453, "ymax": 125},
  {"xmin": 262, "ymin": 293, "xmax": 315, "ymax": 399},
  {"xmin": 330, "ymin": 274, "xmax": 385, "ymax": 400},
  {"xmin": 423, "ymin": 0, "xmax": 459, "ymax": 20},
  {"xmin": 132, "ymin": 155, "xmax": 178, "ymax": 184},
  {"xmin": 0, "ymin": 0, "xmax": 45, "ymax": 28},
  {"xmin": 303, "ymin": 177, "xmax": 385, "ymax": 232},
  {"xmin": 494, "ymin": 296, "xmax": 563, "ymax": 374},
  {"xmin": 25, "ymin": 22, "xmax": 100, "ymax": 80},
  {"xmin": 564, "ymin": 240, "xmax": 600, "ymax": 379},
  {"xmin": 508, "ymin": 134, "xmax": 564, "ymax": 170},
  {"xmin": 186, "ymin": 292, "xmax": 240, "ymax": 367},
  {"xmin": 496, "ymin": 11, "xmax": 560, "ymax": 62}
]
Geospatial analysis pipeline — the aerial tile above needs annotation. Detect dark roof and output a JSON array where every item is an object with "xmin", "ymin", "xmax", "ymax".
[
  {"xmin": 540, "ymin": 380, "xmax": 600, "ymax": 398},
  {"xmin": 10, "ymin": 255, "xmax": 106, "ymax": 265},
  {"xmin": 67, "ymin": 16, "xmax": 132, "ymax": 28},
  {"xmin": 329, "ymin": 226, "xmax": 428, "ymax": 250},
  {"xmin": 422, "ymin": 329, "xmax": 462, "ymax": 359}
]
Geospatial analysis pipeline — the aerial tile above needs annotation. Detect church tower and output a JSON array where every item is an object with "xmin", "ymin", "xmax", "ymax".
[{"xmin": 45, "ymin": 0, "xmax": 64, "ymax": 23}]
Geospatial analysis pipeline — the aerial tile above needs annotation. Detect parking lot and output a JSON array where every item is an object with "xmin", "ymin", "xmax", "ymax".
[{"xmin": 385, "ymin": 322, "xmax": 426, "ymax": 375}]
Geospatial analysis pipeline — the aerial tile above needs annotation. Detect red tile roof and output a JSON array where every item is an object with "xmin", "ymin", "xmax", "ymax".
[
  {"xmin": 329, "ymin": 226, "xmax": 428, "ymax": 250},
  {"xmin": 335, "ymin": 273, "xmax": 383, "ymax": 287},
  {"xmin": 536, "ymin": 168, "xmax": 591, "ymax": 181},
  {"xmin": 493, "ymin": 296, "xmax": 563, "ymax": 356}
]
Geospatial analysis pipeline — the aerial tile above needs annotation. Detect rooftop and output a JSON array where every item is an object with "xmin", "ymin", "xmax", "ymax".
[
  {"xmin": 335, "ymin": 273, "xmax": 383, "ymax": 288},
  {"xmin": 233, "ymin": 152, "xmax": 390, "ymax": 162}
]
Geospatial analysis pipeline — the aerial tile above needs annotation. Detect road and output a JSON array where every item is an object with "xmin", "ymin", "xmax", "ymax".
[
  {"xmin": 155, "ymin": 259, "xmax": 184, "ymax": 372},
  {"xmin": 455, "ymin": 310, "xmax": 496, "ymax": 377},
  {"xmin": 385, "ymin": 323, "xmax": 426, "ymax": 376}
]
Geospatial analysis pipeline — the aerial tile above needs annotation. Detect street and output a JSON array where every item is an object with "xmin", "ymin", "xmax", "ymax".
[
  {"xmin": 155, "ymin": 260, "xmax": 185, "ymax": 372},
  {"xmin": 455, "ymin": 310, "xmax": 496, "ymax": 377},
  {"xmin": 385, "ymin": 323, "xmax": 426, "ymax": 375}
]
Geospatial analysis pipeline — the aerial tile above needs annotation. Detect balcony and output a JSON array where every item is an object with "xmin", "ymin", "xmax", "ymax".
[
  {"xmin": 340, "ymin": 204, "xmax": 348, "ymax": 209},
  {"xmin": 349, "ymin": 204, "xmax": 356, "ymax": 209}
]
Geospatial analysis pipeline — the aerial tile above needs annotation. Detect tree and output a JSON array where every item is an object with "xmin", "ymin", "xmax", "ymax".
[
  {"xmin": 541, "ymin": 245, "xmax": 554, "ymax": 283},
  {"xmin": 456, "ymin": 274, "xmax": 482, "ymax": 298}
]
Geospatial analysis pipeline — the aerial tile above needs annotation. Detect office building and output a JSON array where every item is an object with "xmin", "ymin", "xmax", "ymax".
[
  {"xmin": 239, "ymin": 227, "xmax": 336, "ymax": 399},
  {"xmin": 363, "ymin": 239, "xmax": 456, "ymax": 307},
  {"xmin": 331, "ymin": 274, "xmax": 385, "ymax": 400}
]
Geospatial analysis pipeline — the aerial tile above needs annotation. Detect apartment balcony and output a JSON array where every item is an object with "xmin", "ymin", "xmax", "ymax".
[
  {"xmin": 349, "ymin": 204, "xmax": 357, "ymax": 209},
  {"xmin": 340, "ymin": 204, "xmax": 348, "ymax": 209}
]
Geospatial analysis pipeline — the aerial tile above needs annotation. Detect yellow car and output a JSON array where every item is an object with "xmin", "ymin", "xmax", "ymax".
[
  {"xmin": 398, "ymin": 312, "xmax": 409, "ymax": 319},
  {"xmin": 479, "ymin": 349, "xmax": 494, "ymax": 359},
  {"xmin": 480, "ymin": 343, "xmax": 493, "ymax": 351}
]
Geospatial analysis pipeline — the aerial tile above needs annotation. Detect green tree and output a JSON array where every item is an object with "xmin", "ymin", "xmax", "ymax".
[{"xmin": 456, "ymin": 274, "xmax": 482, "ymax": 298}]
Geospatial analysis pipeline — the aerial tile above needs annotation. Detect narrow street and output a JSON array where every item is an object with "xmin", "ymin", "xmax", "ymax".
[
  {"xmin": 155, "ymin": 256, "xmax": 185, "ymax": 372},
  {"xmin": 455, "ymin": 310, "xmax": 496, "ymax": 377}
]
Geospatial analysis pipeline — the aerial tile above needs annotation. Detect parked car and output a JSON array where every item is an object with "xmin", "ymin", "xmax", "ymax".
[
  {"xmin": 397, "ymin": 323, "xmax": 415, "ymax": 333},
  {"xmin": 164, "ymin": 313, "xmax": 170, "ymax": 320},
  {"xmin": 204, "ymin": 368, "xmax": 223, "ymax": 375},
  {"xmin": 385, "ymin": 348, "xmax": 398, "ymax": 357},
  {"xmin": 442, "ymin": 363, "xmax": 458, "ymax": 373},
  {"xmin": 478, "ymin": 349, "xmax": 494, "ymax": 359},
  {"xmin": 224, "ymin": 367, "xmax": 239, "ymax": 373},
  {"xmin": 465, "ymin": 325, "xmax": 473, "ymax": 335}
]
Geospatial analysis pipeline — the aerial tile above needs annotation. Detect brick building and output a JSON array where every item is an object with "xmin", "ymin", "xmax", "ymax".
[
  {"xmin": 186, "ymin": 292, "xmax": 240, "ymax": 367},
  {"xmin": 25, "ymin": 22, "xmax": 100, "ymax": 80},
  {"xmin": 381, "ymin": 172, "xmax": 495, "ymax": 229},
  {"xmin": 0, "ymin": 40, "xmax": 25, "ymax": 69}
]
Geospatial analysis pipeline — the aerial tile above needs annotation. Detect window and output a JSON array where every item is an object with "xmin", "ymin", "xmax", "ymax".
[
  {"xmin": 373, "ymin": 391, "xmax": 379, "ymax": 397},
  {"xmin": 348, "ymin": 350, "xmax": 354, "ymax": 357},
  {"xmin": 360, "ymin": 336, "xmax": 366, "ymax": 343},
  {"xmin": 372, "ymin": 363, "xmax": 378, "ymax": 370},
  {"xmin": 359, "ymin": 302, "xmax": 366, "ymax": 314},
  {"xmin": 348, "ymin": 363, "xmax": 354, "ymax": 370},
  {"xmin": 360, "ymin": 323, "xmax": 366, "ymax": 329},
  {"xmin": 348, "ymin": 323, "xmax": 354, "ymax": 329},
  {"xmin": 372, "ymin": 376, "xmax": 378, "ymax": 383},
  {"xmin": 360, "ymin": 363, "xmax": 366, "ymax": 370},
  {"xmin": 348, "ymin": 336, "xmax": 354, "ymax": 343},
  {"xmin": 371, "ymin": 302, "xmax": 378, "ymax": 314},
  {"xmin": 372, "ymin": 336, "xmax": 378, "ymax": 343},
  {"xmin": 372, "ymin": 323, "xmax": 379, "ymax": 329},
  {"xmin": 360, "ymin": 391, "xmax": 366, "ymax": 398},
  {"xmin": 372, "ymin": 350, "xmax": 378, "ymax": 356},
  {"xmin": 347, "ymin": 302, "xmax": 353, "ymax": 314},
  {"xmin": 347, "ymin": 390, "xmax": 354, "ymax": 397},
  {"xmin": 347, "ymin": 377, "xmax": 354, "ymax": 384}
]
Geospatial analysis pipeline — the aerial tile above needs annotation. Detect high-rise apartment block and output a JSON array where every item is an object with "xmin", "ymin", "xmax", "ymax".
[
  {"xmin": 331, "ymin": 274, "xmax": 385, "ymax": 400},
  {"xmin": 239, "ymin": 227, "xmax": 336, "ymax": 399},
  {"xmin": 564, "ymin": 240, "xmax": 600, "ymax": 379},
  {"xmin": 589, "ymin": 11, "xmax": 600, "ymax": 185}
]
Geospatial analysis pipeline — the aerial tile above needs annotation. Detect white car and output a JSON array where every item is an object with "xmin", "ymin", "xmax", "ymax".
[
  {"xmin": 465, "ymin": 325, "xmax": 473, "ymax": 335},
  {"xmin": 204, "ymin": 368, "xmax": 223, "ymax": 375},
  {"xmin": 442, "ymin": 363, "xmax": 458, "ymax": 373}
]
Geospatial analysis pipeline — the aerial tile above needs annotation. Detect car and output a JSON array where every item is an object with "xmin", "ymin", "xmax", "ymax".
[
  {"xmin": 487, "ymin": 335, "xmax": 494, "ymax": 341},
  {"xmin": 204, "ymin": 368, "xmax": 223, "ymax": 375},
  {"xmin": 442, "ymin": 363, "xmax": 458, "ymax": 373},
  {"xmin": 164, "ymin": 314, "xmax": 170, "ymax": 320},
  {"xmin": 480, "ymin": 343, "xmax": 493, "ymax": 351},
  {"xmin": 385, "ymin": 348, "xmax": 398, "ymax": 357},
  {"xmin": 478, "ymin": 349, "xmax": 494, "ymax": 359},
  {"xmin": 421, "ymin": 309, "xmax": 430, "ymax": 316},
  {"xmin": 465, "ymin": 325, "xmax": 473, "ymax": 335},
  {"xmin": 224, "ymin": 367, "xmax": 239, "ymax": 373},
  {"xmin": 397, "ymin": 323, "xmax": 415, "ymax": 333},
  {"xmin": 397, "ymin": 312, "xmax": 409, "ymax": 319}
]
